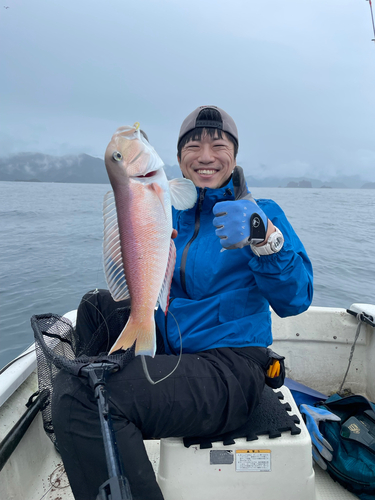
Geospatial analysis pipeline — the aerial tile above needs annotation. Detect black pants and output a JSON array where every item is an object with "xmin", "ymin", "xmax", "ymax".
[{"xmin": 52, "ymin": 290, "xmax": 268, "ymax": 500}]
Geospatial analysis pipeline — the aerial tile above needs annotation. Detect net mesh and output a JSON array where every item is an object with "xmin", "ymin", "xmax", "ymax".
[{"xmin": 31, "ymin": 311, "xmax": 134, "ymax": 445}]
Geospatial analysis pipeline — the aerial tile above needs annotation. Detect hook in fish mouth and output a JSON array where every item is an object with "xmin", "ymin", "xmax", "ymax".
[{"xmin": 115, "ymin": 124, "xmax": 139, "ymax": 137}]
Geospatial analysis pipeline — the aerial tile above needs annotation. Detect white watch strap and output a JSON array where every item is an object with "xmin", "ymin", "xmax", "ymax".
[{"xmin": 250, "ymin": 226, "xmax": 284, "ymax": 257}]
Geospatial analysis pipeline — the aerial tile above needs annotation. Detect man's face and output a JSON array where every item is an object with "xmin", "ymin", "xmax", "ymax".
[{"xmin": 178, "ymin": 131, "xmax": 236, "ymax": 189}]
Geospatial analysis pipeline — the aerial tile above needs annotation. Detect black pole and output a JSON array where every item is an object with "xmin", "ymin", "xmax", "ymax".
[
  {"xmin": 0, "ymin": 389, "xmax": 49, "ymax": 472},
  {"xmin": 80, "ymin": 362, "xmax": 133, "ymax": 500}
]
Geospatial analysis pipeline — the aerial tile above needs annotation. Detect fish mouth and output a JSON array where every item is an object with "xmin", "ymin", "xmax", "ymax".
[{"xmin": 136, "ymin": 170, "xmax": 157, "ymax": 178}]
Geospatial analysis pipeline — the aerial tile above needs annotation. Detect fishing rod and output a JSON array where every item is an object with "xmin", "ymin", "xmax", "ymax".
[{"xmin": 366, "ymin": 0, "xmax": 375, "ymax": 42}]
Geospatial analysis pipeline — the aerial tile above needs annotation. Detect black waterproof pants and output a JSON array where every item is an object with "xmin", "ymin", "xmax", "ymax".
[{"xmin": 52, "ymin": 290, "xmax": 268, "ymax": 500}]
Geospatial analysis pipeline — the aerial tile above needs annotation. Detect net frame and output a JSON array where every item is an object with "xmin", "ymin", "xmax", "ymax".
[{"xmin": 31, "ymin": 312, "xmax": 134, "ymax": 445}]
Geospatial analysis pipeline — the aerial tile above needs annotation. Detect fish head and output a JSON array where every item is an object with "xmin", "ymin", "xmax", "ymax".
[{"xmin": 104, "ymin": 124, "xmax": 164, "ymax": 186}]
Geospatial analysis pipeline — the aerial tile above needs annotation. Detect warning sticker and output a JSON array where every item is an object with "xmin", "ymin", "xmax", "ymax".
[{"xmin": 235, "ymin": 450, "xmax": 271, "ymax": 472}]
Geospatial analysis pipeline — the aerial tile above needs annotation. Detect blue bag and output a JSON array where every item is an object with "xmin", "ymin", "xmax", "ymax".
[
  {"xmin": 317, "ymin": 394, "xmax": 375, "ymax": 500},
  {"xmin": 285, "ymin": 377, "xmax": 327, "ymax": 407}
]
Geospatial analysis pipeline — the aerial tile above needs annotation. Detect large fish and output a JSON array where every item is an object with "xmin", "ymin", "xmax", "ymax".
[{"xmin": 103, "ymin": 123, "xmax": 196, "ymax": 356}]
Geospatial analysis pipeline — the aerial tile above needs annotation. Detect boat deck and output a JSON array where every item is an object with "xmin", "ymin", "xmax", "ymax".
[
  {"xmin": 2, "ymin": 304, "xmax": 374, "ymax": 500},
  {"xmin": 13, "ymin": 435, "xmax": 359, "ymax": 500},
  {"xmin": 0, "ymin": 374, "xmax": 358, "ymax": 500}
]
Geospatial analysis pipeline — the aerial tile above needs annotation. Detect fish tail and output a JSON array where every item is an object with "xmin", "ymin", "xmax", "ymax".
[
  {"xmin": 134, "ymin": 321, "xmax": 156, "ymax": 357},
  {"xmin": 109, "ymin": 315, "xmax": 156, "ymax": 357}
]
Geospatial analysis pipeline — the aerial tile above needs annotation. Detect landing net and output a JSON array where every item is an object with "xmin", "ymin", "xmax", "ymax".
[{"xmin": 30, "ymin": 311, "xmax": 134, "ymax": 446}]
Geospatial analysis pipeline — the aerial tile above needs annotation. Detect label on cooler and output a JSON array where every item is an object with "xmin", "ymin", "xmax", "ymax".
[{"xmin": 235, "ymin": 449, "xmax": 271, "ymax": 472}]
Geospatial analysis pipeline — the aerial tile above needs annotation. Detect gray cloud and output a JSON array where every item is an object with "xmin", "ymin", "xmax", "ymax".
[{"xmin": 1, "ymin": 0, "xmax": 374, "ymax": 180}]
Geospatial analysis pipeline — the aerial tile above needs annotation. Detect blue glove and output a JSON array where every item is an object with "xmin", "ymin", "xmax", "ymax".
[
  {"xmin": 300, "ymin": 404, "xmax": 341, "ymax": 470},
  {"xmin": 213, "ymin": 197, "xmax": 268, "ymax": 250}
]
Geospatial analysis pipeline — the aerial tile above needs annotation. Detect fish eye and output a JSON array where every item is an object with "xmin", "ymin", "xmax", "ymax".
[{"xmin": 112, "ymin": 151, "xmax": 122, "ymax": 162}]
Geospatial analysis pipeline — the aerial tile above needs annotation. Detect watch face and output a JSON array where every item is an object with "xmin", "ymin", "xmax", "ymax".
[{"xmin": 271, "ymin": 235, "xmax": 284, "ymax": 252}]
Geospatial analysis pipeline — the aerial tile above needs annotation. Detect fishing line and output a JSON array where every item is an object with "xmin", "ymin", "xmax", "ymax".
[
  {"xmin": 366, "ymin": 0, "xmax": 375, "ymax": 41},
  {"xmin": 81, "ymin": 290, "xmax": 112, "ymax": 353},
  {"xmin": 141, "ymin": 309, "xmax": 183, "ymax": 385},
  {"xmin": 81, "ymin": 293, "xmax": 183, "ymax": 385}
]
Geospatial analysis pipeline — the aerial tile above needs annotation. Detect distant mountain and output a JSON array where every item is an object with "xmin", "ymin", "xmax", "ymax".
[
  {"xmin": 0, "ymin": 152, "xmax": 108, "ymax": 184},
  {"xmin": 0, "ymin": 153, "xmax": 373, "ymax": 189},
  {"xmin": 286, "ymin": 180, "xmax": 312, "ymax": 188},
  {"xmin": 245, "ymin": 174, "xmax": 369, "ymax": 189},
  {"xmin": 245, "ymin": 175, "xmax": 324, "ymax": 188},
  {"xmin": 0, "ymin": 152, "xmax": 183, "ymax": 184}
]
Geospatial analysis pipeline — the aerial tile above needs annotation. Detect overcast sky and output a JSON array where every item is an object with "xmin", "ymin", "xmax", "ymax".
[{"xmin": 1, "ymin": 0, "xmax": 374, "ymax": 180}]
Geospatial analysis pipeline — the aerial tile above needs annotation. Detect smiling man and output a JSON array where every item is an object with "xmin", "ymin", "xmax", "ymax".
[
  {"xmin": 52, "ymin": 105, "xmax": 313, "ymax": 500},
  {"xmin": 178, "ymin": 107, "xmax": 237, "ymax": 189},
  {"xmin": 176, "ymin": 106, "xmax": 277, "ymax": 248}
]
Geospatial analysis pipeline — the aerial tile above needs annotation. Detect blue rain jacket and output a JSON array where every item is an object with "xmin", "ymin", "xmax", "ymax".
[{"xmin": 155, "ymin": 174, "xmax": 313, "ymax": 355}]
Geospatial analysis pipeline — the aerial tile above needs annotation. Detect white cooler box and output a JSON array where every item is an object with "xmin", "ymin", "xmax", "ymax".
[{"xmin": 157, "ymin": 386, "xmax": 316, "ymax": 500}]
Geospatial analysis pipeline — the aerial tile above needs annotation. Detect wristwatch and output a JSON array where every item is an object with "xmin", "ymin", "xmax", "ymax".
[{"xmin": 250, "ymin": 226, "xmax": 284, "ymax": 257}]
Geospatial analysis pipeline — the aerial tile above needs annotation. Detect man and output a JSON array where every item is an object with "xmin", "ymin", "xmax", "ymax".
[{"xmin": 52, "ymin": 106, "xmax": 313, "ymax": 500}]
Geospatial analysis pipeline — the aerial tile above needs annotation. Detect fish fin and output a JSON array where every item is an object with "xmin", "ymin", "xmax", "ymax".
[
  {"xmin": 169, "ymin": 178, "xmax": 197, "ymax": 210},
  {"xmin": 157, "ymin": 239, "xmax": 176, "ymax": 313},
  {"xmin": 103, "ymin": 191, "xmax": 130, "ymax": 302},
  {"xmin": 109, "ymin": 315, "xmax": 156, "ymax": 357},
  {"xmin": 148, "ymin": 182, "xmax": 168, "ymax": 218},
  {"xmin": 109, "ymin": 316, "xmax": 137, "ymax": 354}
]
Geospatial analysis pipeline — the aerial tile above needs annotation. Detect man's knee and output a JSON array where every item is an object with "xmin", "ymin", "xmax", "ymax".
[
  {"xmin": 75, "ymin": 289, "xmax": 131, "ymax": 355},
  {"xmin": 78, "ymin": 288, "xmax": 109, "ymax": 312},
  {"xmin": 52, "ymin": 370, "xmax": 97, "ymax": 425}
]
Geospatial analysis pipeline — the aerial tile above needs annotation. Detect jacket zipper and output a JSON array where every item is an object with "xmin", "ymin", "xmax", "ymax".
[{"xmin": 180, "ymin": 188, "xmax": 206, "ymax": 295}]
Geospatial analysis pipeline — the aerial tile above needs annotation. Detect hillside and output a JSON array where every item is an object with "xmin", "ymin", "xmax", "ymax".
[
  {"xmin": 0, "ymin": 153, "xmax": 373, "ymax": 189},
  {"xmin": 0, "ymin": 153, "xmax": 107, "ymax": 184}
]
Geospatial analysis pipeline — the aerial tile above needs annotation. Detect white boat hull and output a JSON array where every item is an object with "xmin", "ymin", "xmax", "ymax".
[{"xmin": 1, "ymin": 304, "xmax": 374, "ymax": 500}]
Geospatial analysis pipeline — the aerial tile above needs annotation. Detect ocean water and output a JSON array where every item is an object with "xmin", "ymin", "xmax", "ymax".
[{"xmin": 0, "ymin": 181, "xmax": 374, "ymax": 370}]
